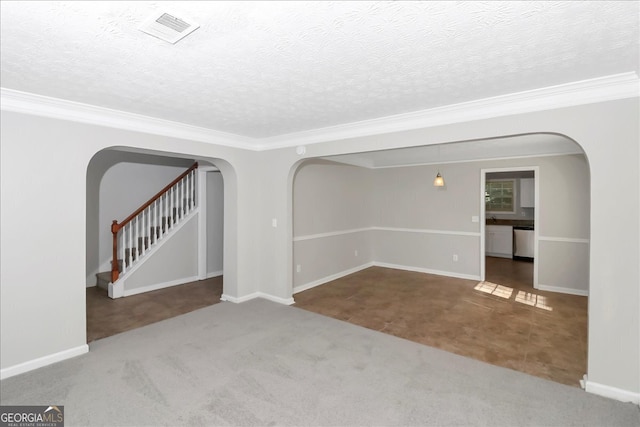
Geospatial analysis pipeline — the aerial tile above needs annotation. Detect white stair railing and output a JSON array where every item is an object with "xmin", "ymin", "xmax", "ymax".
[{"xmin": 111, "ymin": 163, "xmax": 198, "ymax": 282}]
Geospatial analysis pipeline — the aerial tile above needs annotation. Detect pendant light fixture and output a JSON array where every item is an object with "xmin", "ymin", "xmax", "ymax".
[{"xmin": 433, "ymin": 145, "xmax": 445, "ymax": 187}]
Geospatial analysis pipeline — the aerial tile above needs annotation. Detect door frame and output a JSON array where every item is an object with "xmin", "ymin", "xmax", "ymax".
[{"xmin": 480, "ymin": 166, "xmax": 540, "ymax": 287}]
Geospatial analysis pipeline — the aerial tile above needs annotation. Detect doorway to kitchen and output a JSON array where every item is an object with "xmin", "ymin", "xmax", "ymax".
[{"xmin": 481, "ymin": 167, "xmax": 539, "ymax": 290}]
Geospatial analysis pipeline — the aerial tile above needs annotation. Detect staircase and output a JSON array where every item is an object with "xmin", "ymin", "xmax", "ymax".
[{"xmin": 96, "ymin": 163, "xmax": 198, "ymax": 296}]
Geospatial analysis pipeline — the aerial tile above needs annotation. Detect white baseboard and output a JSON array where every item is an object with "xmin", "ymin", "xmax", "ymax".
[
  {"xmin": 206, "ymin": 270, "xmax": 223, "ymax": 279},
  {"xmin": 220, "ymin": 292, "xmax": 295, "ymax": 305},
  {"xmin": 485, "ymin": 252, "xmax": 513, "ymax": 259},
  {"xmin": 536, "ymin": 284, "xmax": 589, "ymax": 296},
  {"xmin": 292, "ymin": 261, "xmax": 480, "ymax": 295},
  {"xmin": 221, "ymin": 292, "xmax": 258, "ymax": 303},
  {"xmin": 123, "ymin": 275, "xmax": 200, "ymax": 297},
  {"xmin": 373, "ymin": 262, "xmax": 481, "ymax": 281},
  {"xmin": 293, "ymin": 262, "xmax": 375, "ymax": 294},
  {"xmin": 256, "ymin": 292, "xmax": 295, "ymax": 305},
  {"xmin": 0, "ymin": 344, "xmax": 89, "ymax": 380},
  {"xmin": 585, "ymin": 378, "xmax": 640, "ymax": 405}
]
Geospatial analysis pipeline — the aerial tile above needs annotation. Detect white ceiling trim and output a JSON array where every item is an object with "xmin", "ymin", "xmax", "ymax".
[
  {"xmin": 1, "ymin": 72, "xmax": 638, "ymax": 152},
  {"xmin": 0, "ymin": 88, "xmax": 258, "ymax": 150},
  {"xmin": 256, "ymin": 72, "xmax": 640, "ymax": 150},
  {"xmin": 325, "ymin": 151, "xmax": 583, "ymax": 170}
]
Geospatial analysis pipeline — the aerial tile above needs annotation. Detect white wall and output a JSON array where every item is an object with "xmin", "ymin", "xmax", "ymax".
[
  {"xmin": 292, "ymin": 160, "xmax": 373, "ymax": 290},
  {"xmin": 293, "ymin": 153, "xmax": 590, "ymax": 290},
  {"xmin": 206, "ymin": 171, "xmax": 224, "ymax": 276},
  {"xmin": 377, "ymin": 155, "xmax": 590, "ymax": 290}
]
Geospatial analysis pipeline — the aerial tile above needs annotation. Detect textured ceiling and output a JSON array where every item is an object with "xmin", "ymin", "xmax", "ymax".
[{"xmin": 1, "ymin": 1, "xmax": 639, "ymax": 141}]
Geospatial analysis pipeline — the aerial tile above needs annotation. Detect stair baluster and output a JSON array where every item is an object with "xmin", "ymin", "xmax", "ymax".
[
  {"xmin": 128, "ymin": 221, "xmax": 132, "ymax": 267},
  {"xmin": 169, "ymin": 188, "xmax": 172, "ymax": 227},
  {"xmin": 109, "ymin": 162, "xmax": 198, "ymax": 285},
  {"xmin": 163, "ymin": 193, "xmax": 167, "ymax": 235},
  {"xmin": 141, "ymin": 207, "xmax": 147, "ymax": 256},
  {"xmin": 179, "ymin": 178, "xmax": 182, "ymax": 217},
  {"xmin": 176, "ymin": 183, "xmax": 180, "ymax": 220},
  {"xmin": 120, "ymin": 224, "xmax": 126, "ymax": 275},
  {"xmin": 154, "ymin": 199, "xmax": 158, "ymax": 241},
  {"xmin": 187, "ymin": 172, "xmax": 192, "ymax": 210}
]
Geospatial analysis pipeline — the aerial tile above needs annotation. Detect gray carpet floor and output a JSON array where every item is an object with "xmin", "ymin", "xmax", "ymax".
[{"xmin": 1, "ymin": 299, "xmax": 638, "ymax": 426}]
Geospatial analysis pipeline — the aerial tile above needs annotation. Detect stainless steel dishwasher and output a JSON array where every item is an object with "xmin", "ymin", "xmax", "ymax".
[{"xmin": 513, "ymin": 226, "xmax": 534, "ymax": 261}]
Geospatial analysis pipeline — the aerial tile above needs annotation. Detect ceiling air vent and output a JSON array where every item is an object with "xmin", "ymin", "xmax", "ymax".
[{"xmin": 139, "ymin": 10, "xmax": 199, "ymax": 44}]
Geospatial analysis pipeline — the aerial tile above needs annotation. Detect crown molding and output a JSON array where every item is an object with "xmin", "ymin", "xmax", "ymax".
[
  {"xmin": 255, "ymin": 72, "xmax": 640, "ymax": 150},
  {"xmin": 327, "ymin": 150, "xmax": 584, "ymax": 170},
  {"xmin": 0, "ymin": 88, "xmax": 259, "ymax": 150},
  {"xmin": 2, "ymin": 72, "xmax": 638, "ymax": 152}
]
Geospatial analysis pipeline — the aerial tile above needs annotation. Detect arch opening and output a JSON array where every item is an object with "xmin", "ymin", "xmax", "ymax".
[
  {"xmin": 288, "ymin": 132, "xmax": 590, "ymax": 388},
  {"xmin": 85, "ymin": 146, "xmax": 237, "ymax": 342}
]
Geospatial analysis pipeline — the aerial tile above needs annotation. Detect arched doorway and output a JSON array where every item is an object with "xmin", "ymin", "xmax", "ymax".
[
  {"xmin": 85, "ymin": 147, "xmax": 234, "ymax": 342},
  {"xmin": 289, "ymin": 133, "xmax": 590, "ymax": 387}
]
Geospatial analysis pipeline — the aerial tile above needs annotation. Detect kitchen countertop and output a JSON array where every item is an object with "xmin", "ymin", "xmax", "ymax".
[{"xmin": 485, "ymin": 219, "xmax": 534, "ymax": 227}]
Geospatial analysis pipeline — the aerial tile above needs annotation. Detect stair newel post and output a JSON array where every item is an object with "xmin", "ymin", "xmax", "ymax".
[{"xmin": 111, "ymin": 220, "xmax": 120, "ymax": 283}]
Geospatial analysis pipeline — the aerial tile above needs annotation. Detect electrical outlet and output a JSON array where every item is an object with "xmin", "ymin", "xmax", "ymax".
[
  {"xmin": 354, "ymin": 250, "xmax": 359, "ymax": 257},
  {"xmin": 453, "ymin": 254, "xmax": 459, "ymax": 262},
  {"xmin": 296, "ymin": 264, "xmax": 301, "ymax": 273}
]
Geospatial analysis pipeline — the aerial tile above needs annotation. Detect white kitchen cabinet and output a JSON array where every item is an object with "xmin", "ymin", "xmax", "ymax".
[
  {"xmin": 520, "ymin": 178, "xmax": 534, "ymax": 208},
  {"xmin": 486, "ymin": 225, "xmax": 513, "ymax": 258}
]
